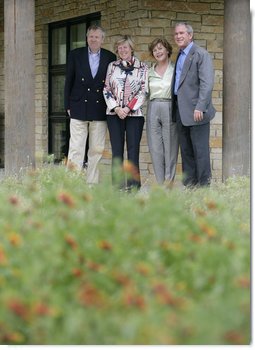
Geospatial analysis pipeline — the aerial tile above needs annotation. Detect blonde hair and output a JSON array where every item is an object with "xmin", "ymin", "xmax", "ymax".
[{"xmin": 114, "ymin": 35, "xmax": 135, "ymax": 56}]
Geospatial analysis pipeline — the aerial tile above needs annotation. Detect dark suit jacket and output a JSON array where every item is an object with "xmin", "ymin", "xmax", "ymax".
[
  {"xmin": 171, "ymin": 42, "xmax": 216, "ymax": 126},
  {"xmin": 64, "ymin": 47, "xmax": 116, "ymax": 121}
]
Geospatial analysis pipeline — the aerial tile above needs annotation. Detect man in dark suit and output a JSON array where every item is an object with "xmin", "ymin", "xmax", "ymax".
[
  {"xmin": 64, "ymin": 25, "xmax": 116, "ymax": 184},
  {"xmin": 172, "ymin": 22, "xmax": 216, "ymax": 187}
]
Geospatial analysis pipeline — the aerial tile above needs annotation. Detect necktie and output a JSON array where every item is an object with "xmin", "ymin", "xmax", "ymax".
[{"xmin": 174, "ymin": 50, "xmax": 185, "ymax": 94}]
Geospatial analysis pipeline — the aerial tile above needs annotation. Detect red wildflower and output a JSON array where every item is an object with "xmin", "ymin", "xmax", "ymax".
[
  {"xmin": 2, "ymin": 331, "xmax": 25, "ymax": 344},
  {"xmin": 72, "ymin": 268, "xmax": 83, "ymax": 278},
  {"xmin": 235, "ymin": 276, "xmax": 250, "ymax": 288},
  {"xmin": 86, "ymin": 260, "xmax": 102, "ymax": 272},
  {"xmin": 136, "ymin": 263, "xmax": 150, "ymax": 276},
  {"xmin": 113, "ymin": 272, "xmax": 132, "ymax": 287},
  {"xmin": 124, "ymin": 293, "xmax": 146, "ymax": 310},
  {"xmin": 152, "ymin": 283, "xmax": 182, "ymax": 307},
  {"xmin": 57, "ymin": 192, "xmax": 75, "ymax": 207},
  {"xmin": 8, "ymin": 299, "xmax": 29, "ymax": 320},
  {"xmin": 34, "ymin": 302, "xmax": 51, "ymax": 316},
  {"xmin": 64, "ymin": 234, "xmax": 78, "ymax": 250},
  {"xmin": 9, "ymin": 195, "xmax": 20, "ymax": 206},
  {"xmin": 78, "ymin": 283, "xmax": 102, "ymax": 307},
  {"xmin": 223, "ymin": 330, "xmax": 245, "ymax": 344}
]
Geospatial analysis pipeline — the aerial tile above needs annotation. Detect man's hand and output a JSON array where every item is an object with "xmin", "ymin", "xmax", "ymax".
[{"xmin": 194, "ymin": 109, "xmax": 203, "ymax": 122}]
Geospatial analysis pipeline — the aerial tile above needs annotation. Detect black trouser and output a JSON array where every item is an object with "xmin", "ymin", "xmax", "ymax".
[
  {"xmin": 107, "ymin": 115, "xmax": 144, "ymax": 189},
  {"xmin": 174, "ymin": 101, "xmax": 211, "ymax": 187}
]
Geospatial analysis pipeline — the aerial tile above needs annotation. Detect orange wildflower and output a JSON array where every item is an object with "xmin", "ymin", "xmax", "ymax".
[
  {"xmin": 98, "ymin": 240, "xmax": 112, "ymax": 251},
  {"xmin": 123, "ymin": 160, "xmax": 140, "ymax": 181},
  {"xmin": 199, "ymin": 222, "xmax": 217, "ymax": 238},
  {"xmin": 194, "ymin": 208, "xmax": 207, "ymax": 216},
  {"xmin": 82, "ymin": 193, "xmax": 93, "ymax": 202},
  {"xmin": 8, "ymin": 233, "xmax": 23, "ymax": 247},
  {"xmin": 64, "ymin": 234, "xmax": 78, "ymax": 250},
  {"xmin": 205, "ymin": 200, "xmax": 218, "ymax": 210},
  {"xmin": 0, "ymin": 245, "xmax": 7, "ymax": 265},
  {"xmin": 188, "ymin": 233, "xmax": 203, "ymax": 243}
]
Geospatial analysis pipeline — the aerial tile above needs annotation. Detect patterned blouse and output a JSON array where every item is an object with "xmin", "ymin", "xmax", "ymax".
[{"xmin": 103, "ymin": 56, "xmax": 148, "ymax": 117}]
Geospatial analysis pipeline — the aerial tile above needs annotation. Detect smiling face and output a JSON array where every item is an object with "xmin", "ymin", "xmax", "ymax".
[
  {"xmin": 174, "ymin": 24, "xmax": 193, "ymax": 49},
  {"xmin": 117, "ymin": 41, "xmax": 132, "ymax": 62},
  {"xmin": 152, "ymin": 43, "xmax": 169, "ymax": 63},
  {"xmin": 87, "ymin": 29, "xmax": 104, "ymax": 53}
]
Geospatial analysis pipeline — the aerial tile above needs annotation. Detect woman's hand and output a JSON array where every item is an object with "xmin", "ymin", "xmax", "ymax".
[{"xmin": 115, "ymin": 107, "xmax": 129, "ymax": 119}]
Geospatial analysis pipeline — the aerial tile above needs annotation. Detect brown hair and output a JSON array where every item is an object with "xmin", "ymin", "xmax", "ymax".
[{"xmin": 148, "ymin": 37, "xmax": 173, "ymax": 58}]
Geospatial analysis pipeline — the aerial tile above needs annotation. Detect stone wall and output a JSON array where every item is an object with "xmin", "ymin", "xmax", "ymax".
[{"xmin": 0, "ymin": 0, "xmax": 224, "ymax": 181}]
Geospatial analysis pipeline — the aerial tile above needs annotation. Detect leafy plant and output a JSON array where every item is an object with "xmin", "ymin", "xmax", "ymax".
[{"xmin": 0, "ymin": 166, "xmax": 250, "ymax": 344}]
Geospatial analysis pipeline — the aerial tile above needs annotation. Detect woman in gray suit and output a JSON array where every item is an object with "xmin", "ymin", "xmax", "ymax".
[
  {"xmin": 172, "ymin": 22, "xmax": 216, "ymax": 187},
  {"xmin": 147, "ymin": 37, "xmax": 179, "ymax": 186}
]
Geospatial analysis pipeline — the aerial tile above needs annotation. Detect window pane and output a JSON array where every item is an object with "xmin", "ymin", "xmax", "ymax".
[
  {"xmin": 52, "ymin": 27, "xmax": 66, "ymax": 65},
  {"xmin": 51, "ymin": 75, "xmax": 65, "ymax": 113},
  {"xmin": 50, "ymin": 121, "xmax": 68, "ymax": 162},
  {"xmin": 70, "ymin": 23, "xmax": 86, "ymax": 50}
]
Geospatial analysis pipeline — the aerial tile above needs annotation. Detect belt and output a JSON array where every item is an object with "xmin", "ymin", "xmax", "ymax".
[{"xmin": 151, "ymin": 98, "xmax": 171, "ymax": 102}]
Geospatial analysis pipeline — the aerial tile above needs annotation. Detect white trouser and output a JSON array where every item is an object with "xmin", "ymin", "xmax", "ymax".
[{"xmin": 67, "ymin": 119, "xmax": 107, "ymax": 184}]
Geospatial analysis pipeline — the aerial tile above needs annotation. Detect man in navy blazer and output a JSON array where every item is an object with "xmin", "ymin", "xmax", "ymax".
[
  {"xmin": 172, "ymin": 22, "xmax": 216, "ymax": 187},
  {"xmin": 64, "ymin": 25, "xmax": 116, "ymax": 184}
]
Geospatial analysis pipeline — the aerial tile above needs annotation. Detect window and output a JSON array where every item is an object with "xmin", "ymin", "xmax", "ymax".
[{"xmin": 48, "ymin": 13, "xmax": 101, "ymax": 162}]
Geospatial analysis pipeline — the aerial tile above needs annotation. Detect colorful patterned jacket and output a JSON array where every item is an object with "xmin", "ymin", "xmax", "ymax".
[{"xmin": 103, "ymin": 56, "xmax": 148, "ymax": 117}]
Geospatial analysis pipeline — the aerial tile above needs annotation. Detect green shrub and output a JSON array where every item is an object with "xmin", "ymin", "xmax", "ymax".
[{"xmin": 0, "ymin": 166, "xmax": 250, "ymax": 344}]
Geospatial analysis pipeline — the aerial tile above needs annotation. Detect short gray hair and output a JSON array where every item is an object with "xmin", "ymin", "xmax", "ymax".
[
  {"xmin": 175, "ymin": 22, "xmax": 193, "ymax": 35},
  {"xmin": 86, "ymin": 25, "xmax": 106, "ymax": 39}
]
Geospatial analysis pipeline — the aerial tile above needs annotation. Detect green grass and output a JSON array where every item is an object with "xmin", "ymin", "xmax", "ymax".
[{"xmin": 0, "ymin": 166, "xmax": 250, "ymax": 345}]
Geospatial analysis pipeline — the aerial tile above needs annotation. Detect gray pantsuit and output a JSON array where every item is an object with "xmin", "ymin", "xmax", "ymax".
[{"xmin": 146, "ymin": 99, "xmax": 179, "ymax": 184}]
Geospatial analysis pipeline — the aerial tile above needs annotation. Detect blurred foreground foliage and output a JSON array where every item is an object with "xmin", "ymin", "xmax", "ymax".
[{"xmin": 0, "ymin": 166, "xmax": 250, "ymax": 345}]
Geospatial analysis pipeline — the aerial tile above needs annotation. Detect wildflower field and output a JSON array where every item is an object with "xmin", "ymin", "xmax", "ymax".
[{"xmin": 0, "ymin": 166, "xmax": 250, "ymax": 345}]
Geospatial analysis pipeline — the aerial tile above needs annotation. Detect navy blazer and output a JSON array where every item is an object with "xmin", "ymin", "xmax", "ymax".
[{"xmin": 64, "ymin": 47, "xmax": 116, "ymax": 121}]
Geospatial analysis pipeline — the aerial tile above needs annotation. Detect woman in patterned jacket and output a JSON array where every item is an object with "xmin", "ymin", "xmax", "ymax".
[{"xmin": 103, "ymin": 35, "xmax": 148, "ymax": 191}]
